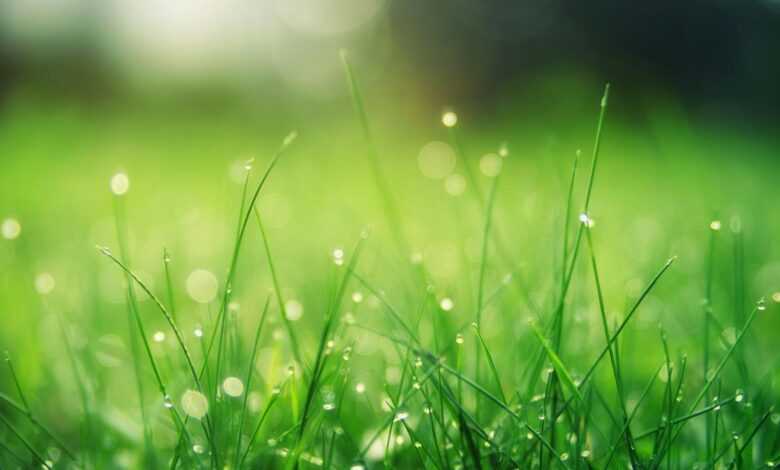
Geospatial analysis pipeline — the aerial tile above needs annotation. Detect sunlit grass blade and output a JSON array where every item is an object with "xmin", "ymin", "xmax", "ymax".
[{"xmin": 528, "ymin": 320, "xmax": 583, "ymax": 403}]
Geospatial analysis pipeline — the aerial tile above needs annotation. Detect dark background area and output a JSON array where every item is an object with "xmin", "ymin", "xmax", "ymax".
[{"xmin": 1, "ymin": 0, "xmax": 779, "ymax": 124}]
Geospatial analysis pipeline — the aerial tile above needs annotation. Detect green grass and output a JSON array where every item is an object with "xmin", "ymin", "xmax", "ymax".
[{"xmin": 1, "ymin": 62, "xmax": 780, "ymax": 469}]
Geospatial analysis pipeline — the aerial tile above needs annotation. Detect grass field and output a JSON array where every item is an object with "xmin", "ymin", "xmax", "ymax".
[{"xmin": 1, "ymin": 63, "xmax": 780, "ymax": 469}]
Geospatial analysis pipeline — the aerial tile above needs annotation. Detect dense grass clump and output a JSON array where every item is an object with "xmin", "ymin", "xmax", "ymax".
[{"xmin": 1, "ymin": 59, "xmax": 779, "ymax": 469}]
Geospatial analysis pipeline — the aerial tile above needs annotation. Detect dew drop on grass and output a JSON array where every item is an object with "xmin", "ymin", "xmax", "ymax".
[
  {"xmin": 332, "ymin": 248, "xmax": 345, "ymax": 266},
  {"xmin": 351, "ymin": 292, "xmax": 364, "ymax": 303},
  {"xmin": 322, "ymin": 402, "xmax": 336, "ymax": 411},
  {"xmin": 350, "ymin": 465, "xmax": 366, "ymax": 470},
  {"xmin": 193, "ymin": 326, "xmax": 204, "ymax": 338},
  {"xmin": 709, "ymin": 220, "xmax": 722, "ymax": 231},
  {"xmin": 222, "ymin": 377, "xmax": 245, "ymax": 397},
  {"xmin": 498, "ymin": 142, "xmax": 509, "ymax": 158},
  {"xmin": 110, "ymin": 172, "xmax": 129, "ymax": 196},
  {"xmin": 455, "ymin": 333, "xmax": 464, "ymax": 345},
  {"xmin": 773, "ymin": 292, "xmax": 780, "ymax": 303},
  {"xmin": 355, "ymin": 382, "xmax": 366, "ymax": 394},
  {"xmin": 757, "ymin": 298, "xmax": 767, "ymax": 311},
  {"xmin": 579, "ymin": 212, "xmax": 595, "ymax": 228},
  {"xmin": 772, "ymin": 413, "xmax": 780, "ymax": 425},
  {"xmin": 1, "ymin": 218, "xmax": 21, "ymax": 240},
  {"xmin": 580, "ymin": 450, "xmax": 591, "ymax": 459},
  {"xmin": 192, "ymin": 444, "xmax": 205, "ymax": 454},
  {"xmin": 152, "ymin": 331, "xmax": 166, "ymax": 343},
  {"xmin": 441, "ymin": 111, "xmax": 458, "ymax": 128},
  {"xmin": 560, "ymin": 452, "xmax": 569, "ymax": 462},
  {"xmin": 35, "ymin": 273, "xmax": 56, "ymax": 295},
  {"xmin": 284, "ymin": 299, "xmax": 303, "ymax": 321},
  {"xmin": 186, "ymin": 269, "xmax": 218, "ymax": 304},
  {"xmin": 418, "ymin": 141, "xmax": 456, "ymax": 179},
  {"xmin": 439, "ymin": 297, "xmax": 454, "ymax": 311},
  {"xmin": 181, "ymin": 390, "xmax": 209, "ymax": 419},
  {"xmin": 735, "ymin": 389, "xmax": 745, "ymax": 403},
  {"xmin": 479, "ymin": 153, "xmax": 502, "ymax": 177},
  {"xmin": 393, "ymin": 411, "xmax": 409, "ymax": 422},
  {"xmin": 444, "ymin": 173, "xmax": 466, "ymax": 196},
  {"xmin": 163, "ymin": 395, "xmax": 174, "ymax": 409}
]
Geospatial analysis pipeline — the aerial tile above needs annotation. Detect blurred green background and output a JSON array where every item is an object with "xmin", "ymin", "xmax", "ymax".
[{"xmin": 1, "ymin": 0, "xmax": 779, "ymax": 465}]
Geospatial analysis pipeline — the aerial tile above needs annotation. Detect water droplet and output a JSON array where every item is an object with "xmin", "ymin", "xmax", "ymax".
[
  {"xmin": 153, "ymin": 331, "xmax": 166, "ymax": 343},
  {"xmin": 414, "ymin": 357, "xmax": 423, "ymax": 368},
  {"xmin": 1, "ymin": 218, "xmax": 21, "ymax": 240},
  {"xmin": 283, "ymin": 131, "xmax": 297, "ymax": 148},
  {"xmin": 441, "ymin": 111, "xmax": 458, "ymax": 128},
  {"xmin": 772, "ymin": 292, "xmax": 780, "ymax": 303},
  {"xmin": 771, "ymin": 413, "xmax": 780, "ymax": 425},
  {"xmin": 342, "ymin": 347, "xmax": 352, "ymax": 361},
  {"xmin": 193, "ymin": 327, "xmax": 204, "ymax": 338},
  {"xmin": 444, "ymin": 173, "xmax": 466, "ymax": 196},
  {"xmin": 579, "ymin": 212, "xmax": 595, "ymax": 228},
  {"xmin": 455, "ymin": 333, "xmax": 464, "ymax": 345},
  {"xmin": 332, "ymin": 248, "xmax": 345, "ymax": 266},
  {"xmin": 418, "ymin": 141, "xmax": 456, "ymax": 179},
  {"xmin": 322, "ymin": 403, "xmax": 336, "ymax": 411},
  {"xmin": 181, "ymin": 390, "xmax": 209, "ymax": 419},
  {"xmin": 414, "ymin": 441, "xmax": 423, "ymax": 448},
  {"xmin": 498, "ymin": 142, "xmax": 509, "ymax": 158},
  {"xmin": 440, "ymin": 297, "xmax": 454, "ymax": 311},
  {"xmin": 284, "ymin": 299, "xmax": 304, "ymax": 321},
  {"xmin": 757, "ymin": 298, "xmax": 767, "ymax": 311},
  {"xmin": 709, "ymin": 220, "xmax": 722, "ymax": 231},
  {"xmin": 35, "ymin": 273, "xmax": 56, "ymax": 295},
  {"xmin": 423, "ymin": 406, "xmax": 432, "ymax": 415},
  {"xmin": 479, "ymin": 153, "xmax": 502, "ymax": 177},
  {"xmin": 560, "ymin": 452, "xmax": 569, "ymax": 461},
  {"xmin": 580, "ymin": 450, "xmax": 591, "ymax": 459},
  {"xmin": 393, "ymin": 411, "xmax": 409, "ymax": 422},
  {"xmin": 186, "ymin": 269, "xmax": 218, "ymax": 304},
  {"xmin": 735, "ymin": 389, "xmax": 745, "ymax": 403},
  {"xmin": 110, "ymin": 172, "xmax": 130, "ymax": 196},
  {"xmin": 526, "ymin": 432, "xmax": 534, "ymax": 440},
  {"xmin": 222, "ymin": 377, "xmax": 245, "ymax": 397},
  {"xmin": 350, "ymin": 465, "xmax": 366, "ymax": 470},
  {"xmin": 355, "ymin": 382, "xmax": 366, "ymax": 394},
  {"xmin": 163, "ymin": 395, "xmax": 174, "ymax": 409},
  {"xmin": 351, "ymin": 292, "xmax": 364, "ymax": 303},
  {"xmin": 192, "ymin": 444, "xmax": 205, "ymax": 454}
]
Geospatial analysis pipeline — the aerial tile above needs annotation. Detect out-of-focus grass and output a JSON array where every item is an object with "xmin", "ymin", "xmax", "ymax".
[{"xmin": 0, "ymin": 78, "xmax": 779, "ymax": 468}]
